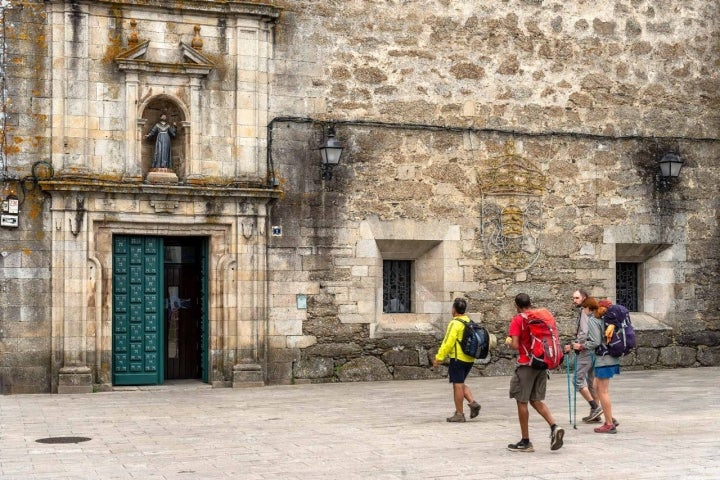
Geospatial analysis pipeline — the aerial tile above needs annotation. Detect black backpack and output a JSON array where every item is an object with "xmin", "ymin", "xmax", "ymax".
[{"xmin": 455, "ymin": 318, "xmax": 491, "ymax": 359}]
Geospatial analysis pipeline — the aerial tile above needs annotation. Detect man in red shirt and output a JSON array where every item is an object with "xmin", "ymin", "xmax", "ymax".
[{"xmin": 506, "ymin": 293, "xmax": 564, "ymax": 452}]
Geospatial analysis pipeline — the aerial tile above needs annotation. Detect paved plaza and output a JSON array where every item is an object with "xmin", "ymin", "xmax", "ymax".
[{"xmin": 0, "ymin": 367, "xmax": 718, "ymax": 479}]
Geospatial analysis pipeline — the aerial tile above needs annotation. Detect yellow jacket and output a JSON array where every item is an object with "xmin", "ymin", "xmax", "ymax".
[{"xmin": 435, "ymin": 315, "xmax": 476, "ymax": 363}]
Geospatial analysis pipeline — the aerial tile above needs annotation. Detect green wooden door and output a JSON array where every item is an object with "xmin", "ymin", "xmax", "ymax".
[{"xmin": 112, "ymin": 236, "xmax": 164, "ymax": 385}]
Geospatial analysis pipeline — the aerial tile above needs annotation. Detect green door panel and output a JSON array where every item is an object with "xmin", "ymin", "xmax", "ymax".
[
  {"xmin": 112, "ymin": 236, "xmax": 164, "ymax": 385},
  {"xmin": 201, "ymin": 239, "xmax": 209, "ymax": 383}
]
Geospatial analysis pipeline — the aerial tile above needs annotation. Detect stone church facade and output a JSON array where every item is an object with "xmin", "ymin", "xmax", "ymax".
[{"xmin": 0, "ymin": 0, "xmax": 717, "ymax": 393}]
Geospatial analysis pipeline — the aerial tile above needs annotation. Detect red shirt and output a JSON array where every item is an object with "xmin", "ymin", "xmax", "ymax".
[{"xmin": 508, "ymin": 313, "xmax": 531, "ymax": 365}]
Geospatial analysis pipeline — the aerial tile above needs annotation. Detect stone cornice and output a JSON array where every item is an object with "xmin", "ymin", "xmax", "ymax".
[
  {"xmin": 39, "ymin": 179, "xmax": 281, "ymax": 201},
  {"xmin": 115, "ymin": 59, "xmax": 215, "ymax": 77},
  {"xmin": 43, "ymin": 0, "xmax": 281, "ymax": 21}
]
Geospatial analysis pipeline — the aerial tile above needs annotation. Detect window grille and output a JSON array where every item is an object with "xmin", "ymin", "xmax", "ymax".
[
  {"xmin": 616, "ymin": 262, "xmax": 639, "ymax": 311},
  {"xmin": 383, "ymin": 260, "xmax": 411, "ymax": 313}
]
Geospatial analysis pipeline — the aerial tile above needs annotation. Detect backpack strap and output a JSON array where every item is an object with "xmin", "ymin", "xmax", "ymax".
[
  {"xmin": 575, "ymin": 307, "xmax": 582, "ymax": 338},
  {"xmin": 516, "ymin": 313, "xmax": 532, "ymax": 362},
  {"xmin": 452, "ymin": 318, "xmax": 467, "ymax": 358}
]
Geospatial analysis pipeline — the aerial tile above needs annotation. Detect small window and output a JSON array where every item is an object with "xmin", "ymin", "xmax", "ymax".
[
  {"xmin": 616, "ymin": 262, "xmax": 639, "ymax": 311},
  {"xmin": 383, "ymin": 260, "xmax": 411, "ymax": 313}
]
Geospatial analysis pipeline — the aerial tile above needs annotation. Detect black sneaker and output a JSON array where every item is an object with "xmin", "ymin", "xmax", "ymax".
[
  {"xmin": 550, "ymin": 426, "xmax": 564, "ymax": 451},
  {"xmin": 507, "ymin": 440, "xmax": 534, "ymax": 452}
]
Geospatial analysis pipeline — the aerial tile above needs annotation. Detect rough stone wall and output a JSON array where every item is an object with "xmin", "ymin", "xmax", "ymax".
[
  {"xmin": 0, "ymin": 0, "xmax": 718, "ymax": 392},
  {"xmin": 266, "ymin": 0, "xmax": 720, "ymax": 383},
  {"xmin": 0, "ymin": 1, "xmax": 53, "ymax": 394}
]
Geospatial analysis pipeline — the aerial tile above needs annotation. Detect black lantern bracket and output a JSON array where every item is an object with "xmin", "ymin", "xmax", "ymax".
[
  {"xmin": 318, "ymin": 125, "xmax": 344, "ymax": 180},
  {"xmin": 655, "ymin": 151, "xmax": 684, "ymax": 191}
]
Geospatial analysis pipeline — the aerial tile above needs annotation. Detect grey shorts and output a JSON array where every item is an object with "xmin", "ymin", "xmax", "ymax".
[
  {"xmin": 509, "ymin": 365, "xmax": 548, "ymax": 403},
  {"xmin": 574, "ymin": 350, "xmax": 595, "ymax": 391}
]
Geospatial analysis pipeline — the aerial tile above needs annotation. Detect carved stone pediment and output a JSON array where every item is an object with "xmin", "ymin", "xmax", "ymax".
[{"xmin": 115, "ymin": 40, "xmax": 215, "ymax": 77}]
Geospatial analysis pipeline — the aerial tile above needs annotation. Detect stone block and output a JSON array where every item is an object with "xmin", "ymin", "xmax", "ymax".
[
  {"xmin": 293, "ymin": 357, "xmax": 334, "ymax": 379},
  {"xmin": 637, "ymin": 330, "xmax": 672, "ymax": 348},
  {"xmin": 232, "ymin": 363, "xmax": 265, "ymax": 388},
  {"xmin": 697, "ymin": 346, "xmax": 720, "ymax": 366},
  {"xmin": 678, "ymin": 331, "xmax": 720, "ymax": 347},
  {"xmin": 381, "ymin": 348, "xmax": 419, "ymax": 366},
  {"xmin": 266, "ymin": 362, "xmax": 293, "ymax": 385},
  {"xmin": 286, "ymin": 335, "xmax": 316, "ymax": 349},
  {"xmin": 304, "ymin": 342, "xmax": 363, "ymax": 358},
  {"xmin": 337, "ymin": 356, "xmax": 392, "ymax": 382},
  {"xmin": 634, "ymin": 347, "xmax": 659, "ymax": 366},
  {"xmin": 659, "ymin": 346, "xmax": 697, "ymax": 367},
  {"xmin": 57, "ymin": 366, "xmax": 92, "ymax": 394}
]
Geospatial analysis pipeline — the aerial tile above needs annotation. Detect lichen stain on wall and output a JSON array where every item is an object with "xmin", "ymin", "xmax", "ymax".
[{"xmin": 102, "ymin": 6, "xmax": 125, "ymax": 65}]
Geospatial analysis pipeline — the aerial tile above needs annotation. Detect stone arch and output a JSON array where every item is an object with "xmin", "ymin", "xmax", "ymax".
[{"xmin": 139, "ymin": 95, "xmax": 190, "ymax": 180}]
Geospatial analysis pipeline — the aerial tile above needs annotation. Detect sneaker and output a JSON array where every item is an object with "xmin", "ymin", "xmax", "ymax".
[
  {"xmin": 468, "ymin": 401, "xmax": 481, "ymax": 419},
  {"xmin": 583, "ymin": 405, "xmax": 603, "ymax": 423},
  {"xmin": 594, "ymin": 423, "xmax": 617, "ymax": 434},
  {"xmin": 613, "ymin": 418, "xmax": 619, "ymax": 427},
  {"xmin": 550, "ymin": 426, "xmax": 565, "ymax": 450},
  {"xmin": 446, "ymin": 412, "xmax": 466, "ymax": 423},
  {"xmin": 507, "ymin": 440, "xmax": 534, "ymax": 452}
]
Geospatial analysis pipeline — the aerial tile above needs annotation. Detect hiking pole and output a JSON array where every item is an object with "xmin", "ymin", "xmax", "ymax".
[
  {"xmin": 572, "ymin": 351, "xmax": 578, "ymax": 429},
  {"xmin": 565, "ymin": 352, "xmax": 572, "ymax": 425}
]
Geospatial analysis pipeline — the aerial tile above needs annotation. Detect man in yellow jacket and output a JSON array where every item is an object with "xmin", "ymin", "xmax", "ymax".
[{"xmin": 432, "ymin": 297, "xmax": 481, "ymax": 422}]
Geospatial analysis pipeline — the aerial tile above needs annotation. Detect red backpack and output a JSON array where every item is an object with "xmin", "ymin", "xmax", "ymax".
[{"xmin": 520, "ymin": 309, "xmax": 564, "ymax": 370}]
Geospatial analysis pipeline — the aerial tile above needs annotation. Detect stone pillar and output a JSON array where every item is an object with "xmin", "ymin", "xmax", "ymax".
[
  {"xmin": 232, "ymin": 201, "xmax": 267, "ymax": 387},
  {"xmin": 124, "ymin": 73, "xmax": 142, "ymax": 181},
  {"xmin": 62, "ymin": 3, "xmax": 90, "ymax": 174},
  {"xmin": 234, "ymin": 19, "xmax": 272, "ymax": 179},
  {"xmin": 185, "ymin": 77, "xmax": 202, "ymax": 181},
  {"xmin": 51, "ymin": 192, "xmax": 93, "ymax": 394},
  {"xmin": 48, "ymin": 2, "xmax": 66, "ymax": 175}
]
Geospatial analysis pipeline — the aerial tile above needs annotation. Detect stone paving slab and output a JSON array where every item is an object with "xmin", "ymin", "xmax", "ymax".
[{"xmin": 1, "ymin": 367, "xmax": 718, "ymax": 479}]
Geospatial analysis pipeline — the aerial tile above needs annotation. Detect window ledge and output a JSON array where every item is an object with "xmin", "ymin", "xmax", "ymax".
[
  {"xmin": 376, "ymin": 314, "xmax": 438, "ymax": 335},
  {"xmin": 631, "ymin": 313, "xmax": 672, "ymax": 331}
]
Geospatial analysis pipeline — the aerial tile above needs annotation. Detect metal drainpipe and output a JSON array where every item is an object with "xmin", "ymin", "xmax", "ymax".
[
  {"xmin": 263, "ymin": 203, "xmax": 271, "ymax": 384},
  {"xmin": 0, "ymin": 3, "xmax": 10, "ymax": 180}
]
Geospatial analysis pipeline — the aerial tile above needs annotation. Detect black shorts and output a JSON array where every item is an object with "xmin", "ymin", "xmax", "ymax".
[{"xmin": 448, "ymin": 358, "xmax": 474, "ymax": 383}]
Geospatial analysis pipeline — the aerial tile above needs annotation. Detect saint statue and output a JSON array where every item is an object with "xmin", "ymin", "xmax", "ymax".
[{"xmin": 145, "ymin": 114, "xmax": 177, "ymax": 169}]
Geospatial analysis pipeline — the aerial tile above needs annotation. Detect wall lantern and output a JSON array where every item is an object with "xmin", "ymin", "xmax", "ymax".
[
  {"xmin": 318, "ymin": 126, "xmax": 344, "ymax": 180},
  {"xmin": 657, "ymin": 152, "xmax": 683, "ymax": 191}
]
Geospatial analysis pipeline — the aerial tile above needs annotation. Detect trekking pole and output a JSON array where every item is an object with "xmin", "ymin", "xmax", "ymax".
[
  {"xmin": 572, "ymin": 351, "xmax": 578, "ymax": 429},
  {"xmin": 565, "ymin": 353, "xmax": 572, "ymax": 425}
]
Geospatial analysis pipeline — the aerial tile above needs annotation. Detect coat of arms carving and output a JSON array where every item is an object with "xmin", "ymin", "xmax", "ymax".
[{"xmin": 478, "ymin": 145, "xmax": 546, "ymax": 273}]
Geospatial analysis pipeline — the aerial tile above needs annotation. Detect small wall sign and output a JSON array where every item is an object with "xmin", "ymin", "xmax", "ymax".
[{"xmin": 1, "ymin": 215, "xmax": 19, "ymax": 227}]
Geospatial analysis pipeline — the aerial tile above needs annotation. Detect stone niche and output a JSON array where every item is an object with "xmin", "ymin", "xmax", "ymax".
[{"xmin": 141, "ymin": 98, "xmax": 187, "ymax": 183}]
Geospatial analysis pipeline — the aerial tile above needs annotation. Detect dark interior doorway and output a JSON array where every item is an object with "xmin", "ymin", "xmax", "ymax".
[{"xmin": 164, "ymin": 237, "xmax": 204, "ymax": 380}]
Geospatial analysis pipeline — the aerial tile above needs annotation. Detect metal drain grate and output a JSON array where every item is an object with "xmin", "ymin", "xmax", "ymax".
[{"xmin": 35, "ymin": 436, "xmax": 91, "ymax": 444}]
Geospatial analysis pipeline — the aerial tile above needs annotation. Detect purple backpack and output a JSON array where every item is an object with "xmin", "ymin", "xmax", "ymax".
[{"xmin": 597, "ymin": 304, "xmax": 636, "ymax": 357}]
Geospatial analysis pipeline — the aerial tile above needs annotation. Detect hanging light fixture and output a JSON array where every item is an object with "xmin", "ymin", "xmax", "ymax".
[
  {"xmin": 318, "ymin": 125, "xmax": 344, "ymax": 180},
  {"xmin": 658, "ymin": 152, "xmax": 683, "ymax": 178},
  {"xmin": 657, "ymin": 151, "xmax": 683, "ymax": 191}
]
